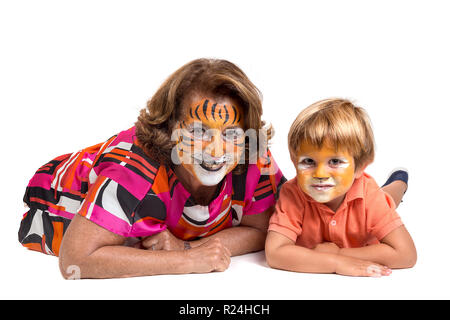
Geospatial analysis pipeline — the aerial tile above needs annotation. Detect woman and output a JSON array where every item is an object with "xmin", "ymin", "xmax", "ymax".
[{"xmin": 18, "ymin": 58, "xmax": 286, "ymax": 279}]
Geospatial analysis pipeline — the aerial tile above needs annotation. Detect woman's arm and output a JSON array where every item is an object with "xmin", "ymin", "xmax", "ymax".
[
  {"xmin": 196, "ymin": 206, "xmax": 273, "ymax": 256},
  {"xmin": 338, "ymin": 226, "xmax": 417, "ymax": 269},
  {"xmin": 58, "ymin": 214, "xmax": 231, "ymax": 279},
  {"xmin": 140, "ymin": 207, "xmax": 274, "ymax": 257},
  {"xmin": 265, "ymin": 231, "xmax": 391, "ymax": 277}
]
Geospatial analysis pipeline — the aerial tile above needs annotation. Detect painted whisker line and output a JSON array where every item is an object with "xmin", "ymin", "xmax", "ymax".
[
  {"xmin": 180, "ymin": 140, "xmax": 196, "ymax": 147},
  {"xmin": 211, "ymin": 103, "xmax": 217, "ymax": 121},
  {"xmin": 202, "ymin": 99, "xmax": 209, "ymax": 120},
  {"xmin": 195, "ymin": 104, "xmax": 200, "ymax": 120},
  {"xmin": 180, "ymin": 133, "xmax": 195, "ymax": 142},
  {"xmin": 231, "ymin": 105, "xmax": 237, "ymax": 124},
  {"xmin": 223, "ymin": 105, "xmax": 229, "ymax": 124}
]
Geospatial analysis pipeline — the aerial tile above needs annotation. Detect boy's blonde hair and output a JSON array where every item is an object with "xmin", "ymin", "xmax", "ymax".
[{"xmin": 288, "ymin": 98, "xmax": 375, "ymax": 170}]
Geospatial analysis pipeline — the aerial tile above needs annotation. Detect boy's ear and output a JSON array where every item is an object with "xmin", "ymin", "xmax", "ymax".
[{"xmin": 354, "ymin": 163, "xmax": 369, "ymax": 179}]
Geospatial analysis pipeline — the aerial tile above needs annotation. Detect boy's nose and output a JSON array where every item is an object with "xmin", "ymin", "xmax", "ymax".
[{"xmin": 313, "ymin": 163, "xmax": 329, "ymax": 179}]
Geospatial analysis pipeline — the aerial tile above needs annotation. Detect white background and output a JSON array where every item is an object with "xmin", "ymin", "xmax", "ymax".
[{"xmin": 1, "ymin": 0, "xmax": 449, "ymax": 299}]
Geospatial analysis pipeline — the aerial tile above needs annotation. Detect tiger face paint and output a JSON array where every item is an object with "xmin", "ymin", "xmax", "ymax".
[
  {"xmin": 174, "ymin": 97, "xmax": 245, "ymax": 186},
  {"xmin": 295, "ymin": 140, "xmax": 356, "ymax": 210}
]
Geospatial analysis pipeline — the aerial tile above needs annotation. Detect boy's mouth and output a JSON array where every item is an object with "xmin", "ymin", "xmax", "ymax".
[{"xmin": 310, "ymin": 184, "xmax": 335, "ymax": 191}]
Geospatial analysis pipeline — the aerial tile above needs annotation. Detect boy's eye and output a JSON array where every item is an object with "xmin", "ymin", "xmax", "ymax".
[
  {"xmin": 298, "ymin": 158, "xmax": 315, "ymax": 168},
  {"xmin": 329, "ymin": 158, "xmax": 347, "ymax": 167}
]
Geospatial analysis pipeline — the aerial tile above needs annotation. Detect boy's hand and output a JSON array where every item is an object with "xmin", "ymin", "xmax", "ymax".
[
  {"xmin": 335, "ymin": 255, "xmax": 392, "ymax": 277},
  {"xmin": 314, "ymin": 242, "xmax": 340, "ymax": 255}
]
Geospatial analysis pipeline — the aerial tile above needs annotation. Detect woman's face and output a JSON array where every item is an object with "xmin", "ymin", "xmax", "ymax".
[{"xmin": 174, "ymin": 95, "xmax": 246, "ymax": 186}]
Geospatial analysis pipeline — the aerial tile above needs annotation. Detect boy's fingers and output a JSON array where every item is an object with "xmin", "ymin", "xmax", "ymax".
[{"xmin": 366, "ymin": 264, "xmax": 391, "ymax": 277}]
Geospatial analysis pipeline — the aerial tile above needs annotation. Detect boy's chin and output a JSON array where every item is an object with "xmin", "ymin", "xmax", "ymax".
[{"xmin": 303, "ymin": 188, "xmax": 336, "ymax": 203}]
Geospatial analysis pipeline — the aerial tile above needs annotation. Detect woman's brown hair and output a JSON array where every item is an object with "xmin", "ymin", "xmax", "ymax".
[{"xmin": 135, "ymin": 58, "xmax": 269, "ymax": 173}]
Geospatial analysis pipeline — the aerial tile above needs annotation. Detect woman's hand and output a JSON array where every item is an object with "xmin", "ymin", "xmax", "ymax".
[
  {"xmin": 335, "ymin": 255, "xmax": 392, "ymax": 277},
  {"xmin": 186, "ymin": 238, "xmax": 231, "ymax": 273},
  {"xmin": 138, "ymin": 229, "xmax": 186, "ymax": 251}
]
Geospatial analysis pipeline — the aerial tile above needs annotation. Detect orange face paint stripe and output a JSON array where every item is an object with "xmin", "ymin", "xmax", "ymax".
[{"xmin": 187, "ymin": 99, "xmax": 241, "ymax": 126}]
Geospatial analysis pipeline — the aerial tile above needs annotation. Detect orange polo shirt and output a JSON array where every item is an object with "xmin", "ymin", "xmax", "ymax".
[{"xmin": 268, "ymin": 173, "xmax": 403, "ymax": 248}]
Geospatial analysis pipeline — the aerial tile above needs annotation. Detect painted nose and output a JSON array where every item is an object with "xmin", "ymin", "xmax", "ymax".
[
  {"xmin": 205, "ymin": 132, "xmax": 225, "ymax": 158},
  {"xmin": 313, "ymin": 163, "xmax": 329, "ymax": 179}
]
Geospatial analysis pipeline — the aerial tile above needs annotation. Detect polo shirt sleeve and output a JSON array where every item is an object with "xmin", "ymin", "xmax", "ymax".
[
  {"xmin": 366, "ymin": 188, "xmax": 404, "ymax": 241},
  {"xmin": 242, "ymin": 149, "xmax": 287, "ymax": 215},
  {"xmin": 268, "ymin": 180, "xmax": 304, "ymax": 243},
  {"xmin": 77, "ymin": 141, "xmax": 166, "ymax": 238}
]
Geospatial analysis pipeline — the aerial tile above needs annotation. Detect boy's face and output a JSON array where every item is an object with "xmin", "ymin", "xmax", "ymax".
[
  {"xmin": 295, "ymin": 140, "xmax": 358, "ymax": 209},
  {"xmin": 174, "ymin": 96, "xmax": 245, "ymax": 186}
]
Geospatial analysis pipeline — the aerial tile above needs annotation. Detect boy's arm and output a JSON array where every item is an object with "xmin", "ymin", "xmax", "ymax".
[
  {"xmin": 338, "ymin": 226, "xmax": 417, "ymax": 269},
  {"xmin": 265, "ymin": 231, "xmax": 391, "ymax": 277}
]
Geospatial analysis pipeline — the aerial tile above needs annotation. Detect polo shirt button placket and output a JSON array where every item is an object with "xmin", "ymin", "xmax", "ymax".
[{"xmin": 329, "ymin": 219, "xmax": 338, "ymax": 244}]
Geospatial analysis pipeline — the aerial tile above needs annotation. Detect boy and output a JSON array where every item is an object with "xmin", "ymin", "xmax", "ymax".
[{"xmin": 265, "ymin": 99, "xmax": 416, "ymax": 277}]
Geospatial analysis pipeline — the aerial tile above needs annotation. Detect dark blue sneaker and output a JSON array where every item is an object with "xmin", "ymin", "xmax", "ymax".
[{"xmin": 382, "ymin": 168, "xmax": 409, "ymax": 189}]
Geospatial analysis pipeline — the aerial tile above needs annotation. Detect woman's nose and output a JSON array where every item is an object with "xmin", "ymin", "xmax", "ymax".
[{"xmin": 205, "ymin": 130, "xmax": 224, "ymax": 157}]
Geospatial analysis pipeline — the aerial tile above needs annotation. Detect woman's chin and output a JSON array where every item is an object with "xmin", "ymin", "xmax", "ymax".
[{"xmin": 194, "ymin": 164, "xmax": 229, "ymax": 186}]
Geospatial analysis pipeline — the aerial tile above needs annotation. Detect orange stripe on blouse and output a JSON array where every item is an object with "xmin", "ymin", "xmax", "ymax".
[
  {"xmin": 109, "ymin": 147, "xmax": 158, "ymax": 175},
  {"xmin": 51, "ymin": 221, "xmax": 64, "ymax": 256},
  {"xmin": 29, "ymin": 197, "xmax": 66, "ymax": 212},
  {"xmin": 103, "ymin": 154, "xmax": 156, "ymax": 181}
]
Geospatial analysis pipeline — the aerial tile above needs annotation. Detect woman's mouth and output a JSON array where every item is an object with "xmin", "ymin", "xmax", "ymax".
[
  {"xmin": 193, "ymin": 153, "xmax": 230, "ymax": 172},
  {"xmin": 199, "ymin": 161, "xmax": 226, "ymax": 172}
]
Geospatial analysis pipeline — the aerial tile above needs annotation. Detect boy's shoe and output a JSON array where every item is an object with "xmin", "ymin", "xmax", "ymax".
[{"xmin": 381, "ymin": 168, "xmax": 409, "ymax": 190}]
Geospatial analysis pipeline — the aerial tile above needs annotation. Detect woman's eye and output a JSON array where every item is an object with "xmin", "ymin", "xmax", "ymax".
[
  {"xmin": 190, "ymin": 128, "xmax": 205, "ymax": 138},
  {"xmin": 223, "ymin": 128, "xmax": 244, "ymax": 141}
]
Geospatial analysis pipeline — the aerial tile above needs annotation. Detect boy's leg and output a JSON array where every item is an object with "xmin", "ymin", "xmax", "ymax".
[
  {"xmin": 381, "ymin": 169, "xmax": 409, "ymax": 208},
  {"xmin": 382, "ymin": 180, "xmax": 407, "ymax": 208}
]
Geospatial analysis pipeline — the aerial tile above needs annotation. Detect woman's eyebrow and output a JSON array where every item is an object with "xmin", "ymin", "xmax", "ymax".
[{"xmin": 223, "ymin": 125, "xmax": 241, "ymax": 130}]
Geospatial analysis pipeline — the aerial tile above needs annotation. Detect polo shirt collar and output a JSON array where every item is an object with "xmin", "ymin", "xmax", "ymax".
[{"xmin": 345, "ymin": 175, "xmax": 365, "ymax": 202}]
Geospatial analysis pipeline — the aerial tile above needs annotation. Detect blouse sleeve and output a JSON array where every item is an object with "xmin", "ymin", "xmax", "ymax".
[
  {"xmin": 77, "ymin": 140, "xmax": 166, "ymax": 237},
  {"xmin": 241, "ymin": 149, "xmax": 287, "ymax": 215},
  {"xmin": 268, "ymin": 180, "xmax": 304, "ymax": 242}
]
